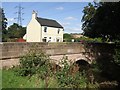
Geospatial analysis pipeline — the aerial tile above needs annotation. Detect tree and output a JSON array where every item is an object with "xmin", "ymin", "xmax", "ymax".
[
  {"xmin": 82, "ymin": 3, "xmax": 98, "ymax": 39},
  {"xmin": 63, "ymin": 33, "xmax": 73, "ymax": 42},
  {"xmin": 1, "ymin": 8, "xmax": 8, "ymax": 42},
  {"xmin": 7, "ymin": 23, "xmax": 26, "ymax": 39},
  {"xmin": 82, "ymin": 2, "xmax": 120, "ymax": 42}
]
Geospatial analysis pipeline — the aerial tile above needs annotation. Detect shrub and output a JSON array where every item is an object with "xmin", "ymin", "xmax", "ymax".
[
  {"xmin": 17, "ymin": 48, "xmax": 49, "ymax": 76},
  {"xmin": 55, "ymin": 56, "xmax": 89, "ymax": 88},
  {"xmin": 113, "ymin": 48, "xmax": 120, "ymax": 66}
]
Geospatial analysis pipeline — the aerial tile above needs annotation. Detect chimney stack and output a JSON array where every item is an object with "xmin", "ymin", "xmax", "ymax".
[{"xmin": 32, "ymin": 10, "xmax": 37, "ymax": 19}]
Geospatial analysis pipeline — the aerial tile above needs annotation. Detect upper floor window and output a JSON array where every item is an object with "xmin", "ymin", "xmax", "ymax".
[
  {"xmin": 58, "ymin": 28, "xmax": 60, "ymax": 34},
  {"xmin": 44, "ymin": 26, "xmax": 47, "ymax": 32}
]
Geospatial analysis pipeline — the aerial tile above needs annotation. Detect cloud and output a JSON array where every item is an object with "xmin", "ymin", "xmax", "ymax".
[
  {"xmin": 65, "ymin": 16, "xmax": 77, "ymax": 20},
  {"xmin": 61, "ymin": 22, "xmax": 70, "ymax": 26},
  {"xmin": 7, "ymin": 18, "xmax": 15, "ymax": 22},
  {"xmin": 65, "ymin": 28, "xmax": 80, "ymax": 32},
  {"xmin": 56, "ymin": 7, "xmax": 64, "ymax": 10},
  {"xmin": 65, "ymin": 27, "xmax": 83, "ymax": 33},
  {"xmin": 22, "ymin": 25, "xmax": 26, "ymax": 27}
]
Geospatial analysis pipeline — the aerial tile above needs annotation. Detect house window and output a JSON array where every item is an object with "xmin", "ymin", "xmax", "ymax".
[
  {"xmin": 48, "ymin": 37, "xmax": 51, "ymax": 42},
  {"xmin": 57, "ymin": 39, "xmax": 60, "ymax": 42},
  {"xmin": 58, "ymin": 29, "xmax": 60, "ymax": 34},
  {"xmin": 43, "ymin": 37, "xmax": 47, "ymax": 42},
  {"xmin": 44, "ymin": 26, "xmax": 47, "ymax": 32}
]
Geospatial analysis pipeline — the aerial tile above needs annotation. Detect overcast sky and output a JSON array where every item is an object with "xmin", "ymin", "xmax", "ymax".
[{"xmin": 2, "ymin": 2, "xmax": 90, "ymax": 33}]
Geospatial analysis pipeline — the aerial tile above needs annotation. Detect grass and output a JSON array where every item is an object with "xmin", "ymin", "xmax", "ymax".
[
  {"xmin": 2, "ymin": 69, "xmax": 45, "ymax": 88},
  {"xmin": 2, "ymin": 69, "xmax": 59, "ymax": 88},
  {"xmin": 0, "ymin": 70, "xmax": 2, "ymax": 89}
]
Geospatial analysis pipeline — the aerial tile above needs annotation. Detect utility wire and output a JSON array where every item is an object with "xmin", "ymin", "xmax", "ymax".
[{"xmin": 14, "ymin": 4, "xmax": 24, "ymax": 26}]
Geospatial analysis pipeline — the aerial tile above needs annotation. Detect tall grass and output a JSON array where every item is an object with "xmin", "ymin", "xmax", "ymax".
[{"xmin": 2, "ymin": 69, "xmax": 45, "ymax": 88}]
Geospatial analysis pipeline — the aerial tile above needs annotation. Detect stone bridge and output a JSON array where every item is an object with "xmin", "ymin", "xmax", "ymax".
[{"xmin": 0, "ymin": 42, "xmax": 117, "ymax": 69}]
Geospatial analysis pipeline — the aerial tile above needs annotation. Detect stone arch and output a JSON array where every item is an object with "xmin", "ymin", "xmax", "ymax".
[
  {"xmin": 72, "ymin": 59, "xmax": 90, "ymax": 72},
  {"xmin": 75, "ymin": 59, "xmax": 90, "ymax": 66},
  {"xmin": 74, "ymin": 57, "xmax": 92, "ymax": 64}
]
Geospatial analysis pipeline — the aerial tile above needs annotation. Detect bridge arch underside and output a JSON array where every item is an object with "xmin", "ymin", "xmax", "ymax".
[
  {"xmin": 73, "ymin": 57, "xmax": 92, "ymax": 65},
  {"xmin": 50, "ymin": 54, "xmax": 93, "ymax": 68},
  {"xmin": 73, "ymin": 59, "xmax": 90, "ymax": 72}
]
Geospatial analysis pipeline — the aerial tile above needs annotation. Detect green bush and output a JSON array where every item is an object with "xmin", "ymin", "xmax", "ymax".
[
  {"xmin": 74, "ymin": 37, "xmax": 103, "ymax": 43},
  {"xmin": 12, "ymin": 48, "xmax": 101, "ymax": 88},
  {"xmin": 113, "ymin": 48, "xmax": 120, "ymax": 66},
  {"xmin": 17, "ymin": 48, "xmax": 49, "ymax": 76},
  {"xmin": 54, "ymin": 56, "xmax": 89, "ymax": 88}
]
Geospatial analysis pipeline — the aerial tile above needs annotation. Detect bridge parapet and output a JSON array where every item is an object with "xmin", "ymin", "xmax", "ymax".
[
  {"xmin": 0, "ymin": 42, "xmax": 86, "ymax": 60},
  {"xmin": 0, "ymin": 42, "xmax": 119, "ymax": 69}
]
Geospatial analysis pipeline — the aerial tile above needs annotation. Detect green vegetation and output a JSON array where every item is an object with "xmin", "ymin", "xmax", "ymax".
[
  {"xmin": 17, "ymin": 48, "xmax": 49, "ymax": 76},
  {"xmin": 82, "ymin": 2, "xmax": 120, "ymax": 42},
  {"xmin": 74, "ymin": 37, "xmax": 103, "ymax": 43},
  {"xmin": 7, "ymin": 23, "xmax": 26, "ymax": 40},
  {"xmin": 5, "ymin": 23, "xmax": 26, "ymax": 42},
  {"xmin": 2, "ymin": 69, "xmax": 45, "ymax": 88},
  {"xmin": 3, "ymin": 45, "xmax": 120, "ymax": 88},
  {"xmin": 2, "ymin": 47, "xmax": 100, "ymax": 88},
  {"xmin": 2, "ymin": 1, "xmax": 120, "ymax": 88},
  {"xmin": 0, "ymin": 70, "xmax": 2, "ymax": 89},
  {"xmin": 63, "ymin": 33, "xmax": 103, "ymax": 43},
  {"xmin": 1, "ymin": 8, "xmax": 26, "ymax": 42},
  {"xmin": 1, "ymin": 8, "xmax": 8, "ymax": 42},
  {"xmin": 63, "ymin": 33, "xmax": 73, "ymax": 42},
  {"xmin": 114, "ymin": 49, "xmax": 120, "ymax": 66}
]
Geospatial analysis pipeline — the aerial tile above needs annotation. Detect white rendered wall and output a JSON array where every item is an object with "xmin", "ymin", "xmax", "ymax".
[{"xmin": 41, "ymin": 26, "xmax": 63, "ymax": 42}]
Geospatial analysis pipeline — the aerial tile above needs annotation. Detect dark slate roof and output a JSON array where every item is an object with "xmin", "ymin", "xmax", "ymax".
[{"xmin": 36, "ymin": 17, "xmax": 63, "ymax": 28}]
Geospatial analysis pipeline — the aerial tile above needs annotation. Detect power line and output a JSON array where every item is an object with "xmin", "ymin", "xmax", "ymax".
[{"xmin": 14, "ymin": 4, "xmax": 24, "ymax": 26}]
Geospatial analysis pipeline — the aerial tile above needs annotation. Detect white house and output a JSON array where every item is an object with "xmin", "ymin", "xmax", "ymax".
[{"xmin": 24, "ymin": 10, "xmax": 64, "ymax": 42}]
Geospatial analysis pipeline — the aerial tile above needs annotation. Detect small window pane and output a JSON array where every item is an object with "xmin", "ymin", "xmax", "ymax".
[
  {"xmin": 44, "ymin": 27, "xmax": 47, "ymax": 32},
  {"xmin": 58, "ymin": 29, "xmax": 60, "ymax": 34}
]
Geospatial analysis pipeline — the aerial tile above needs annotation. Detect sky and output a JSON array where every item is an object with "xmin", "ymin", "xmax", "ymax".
[{"xmin": 2, "ymin": 1, "xmax": 91, "ymax": 34}]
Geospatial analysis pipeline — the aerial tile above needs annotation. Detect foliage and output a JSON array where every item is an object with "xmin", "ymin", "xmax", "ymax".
[
  {"xmin": 113, "ymin": 44, "xmax": 120, "ymax": 66},
  {"xmin": 82, "ymin": 2, "xmax": 120, "ymax": 42},
  {"xmin": 63, "ymin": 33, "xmax": 73, "ymax": 42},
  {"xmin": 74, "ymin": 37, "xmax": 102, "ymax": 43},
  {"xmin": 87, "ymin": 82, "xmax": 99, "ymax": 88},
  {"xmin": 7, "ymin": 23, "xmax": 26, "ymax": 38},
  {"xmin": 92, "ymin": 43, "xmax": 120, "ymax": 84},
  {"xmin": 55, "ymin": 56, "xmax": 89, "ymax": 88},
  {"xmin": 82, "ymin": 2, "xmax": 97, "ymax": 38},
  {"xmin": 1, "ymin": 8, "xmax": 8, "ymax": 42},
  {"xmin": 17, "ymin": 48, "xmax": 49, "ymax": 76},
  {"xmin": 47, "ymin": 76, "xmax": 59, "ymax": 88}
]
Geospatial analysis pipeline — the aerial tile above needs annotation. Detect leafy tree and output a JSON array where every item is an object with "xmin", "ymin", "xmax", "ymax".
[
  {"xmin": 7, "ymin": 23, "xmax": 26, "ymax": 39},
  {"xmin": 1, "ymin": 8, "xmax": 8, "ymax": 42},
  {"xmin": 82, "ymin": 2, "xmax": 120, "ymax": 42},
  {"xmin": 82, "ymin": 3, "xmax": 98, "ymax": 39},
  {"xmin": 63, "ymin": 33, "xmax": 73, "ymax": 42}
]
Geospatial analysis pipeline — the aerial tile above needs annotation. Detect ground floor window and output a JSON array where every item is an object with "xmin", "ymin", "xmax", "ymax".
[
  {"xmin": 57, "ymin": 39, "xmax": 60, "ymax": 42},
  {"xmin": 42, "ymin": 37, "xmax": 47, "ymax": 42}
]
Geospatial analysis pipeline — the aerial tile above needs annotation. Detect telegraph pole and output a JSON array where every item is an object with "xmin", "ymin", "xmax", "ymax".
[{"xmin": 14, "ymin": 4, "xmax": 24, "ymax": 26}]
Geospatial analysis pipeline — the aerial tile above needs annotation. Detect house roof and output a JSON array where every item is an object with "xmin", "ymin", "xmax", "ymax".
[{"xmin": 36, "ymin": 17, "xmax": 63, "ymax": 28}]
